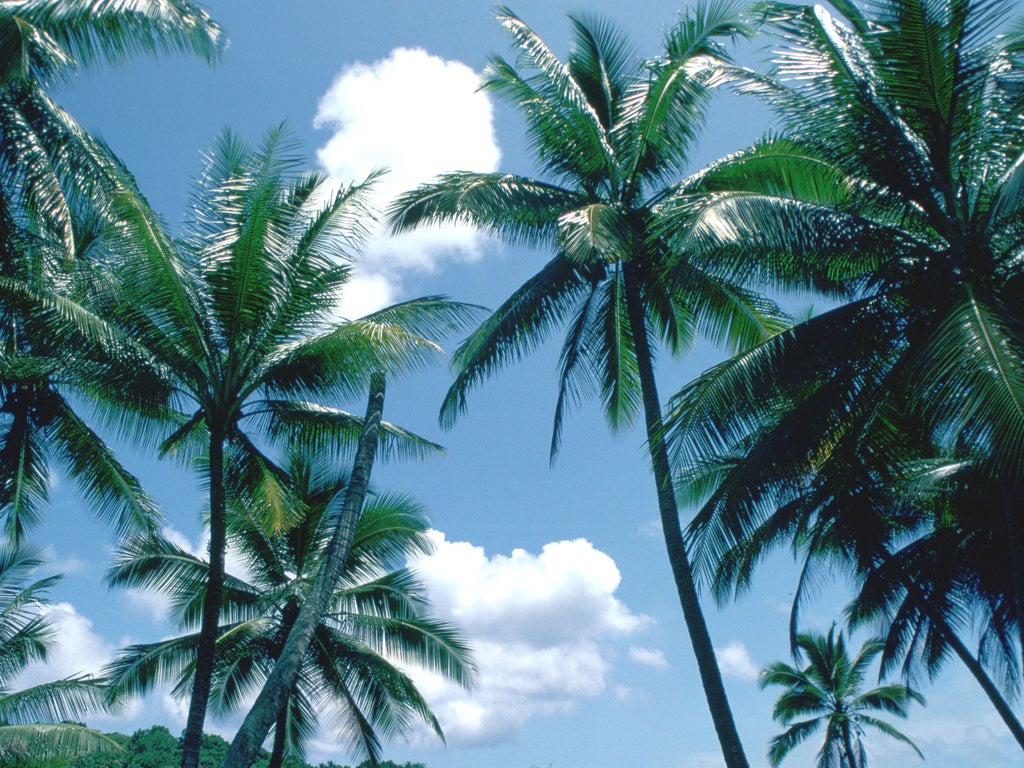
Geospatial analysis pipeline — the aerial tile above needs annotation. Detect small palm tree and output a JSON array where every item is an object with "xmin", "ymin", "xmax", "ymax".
[
  {"xmin": 105, "ymin": 453, "xmax": 474, "ymax": 768},
  {"xmin": 761, "ymin": 626, "xmax": 924, "ymax": 768},
  {"xmin": 0, "ymin": 543, "xmax": 121, "ymax": 762}
]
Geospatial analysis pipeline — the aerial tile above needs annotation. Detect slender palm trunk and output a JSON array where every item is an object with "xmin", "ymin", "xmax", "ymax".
[
  {"xmin": 623, "ymin": 268, "xmax": 749, "ymax": 768},
  {"xmin": 223, "ymin": 373, "xmax": 386, "ymax": 768},
  {"xmin": 841, "ymin": 720, "xmax": 860, "ymax": 768},
  {"xmin": 181, "ymin": 428, "xmax": 227, "ymax": 768}
]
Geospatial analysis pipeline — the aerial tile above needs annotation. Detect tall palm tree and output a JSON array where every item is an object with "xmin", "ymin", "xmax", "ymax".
[
  {"xmin": 389, "ymin": 7, "xmax": 787, "ymax": 767},
  {"xmin": 0, "ymin": 543, "xmax": 122, "ymax": 763},
  {"xmin": 102, "ymin": 125, "xmax": 473, "ymax": 768},
  {"xmin": 761, "ymin": 626, "xmax": 924, "ymax": 768},
  {"xmin": 0, "ymin": 0, "xmax": 224, "ymax": 539},
  {"xmin": 659, "ymin": 0, "xmax": 1024, "ymax": 705},
  {"xmin": 105, "ymin": 452, "xmax": 473, "ymax": 768}
]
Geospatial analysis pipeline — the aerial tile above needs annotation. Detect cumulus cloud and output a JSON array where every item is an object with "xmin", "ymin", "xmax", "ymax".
[
  {"xmin": 404, "ymin": 533, "xmax": 650, "ymax": 746},
  {"xmin": 715, "ymin": 640, "xmax": 760, "ymax": 681},
  {"xmin": 314, "ymin": 47, "xmax": 501, "ymax": 318},
  {"xmin": 629, "ymin": 646, "xmax": 669, "ymax": 670},
  {"xmin": 16, "ymin": 603, "xmax": 117, "ymax": 686}
]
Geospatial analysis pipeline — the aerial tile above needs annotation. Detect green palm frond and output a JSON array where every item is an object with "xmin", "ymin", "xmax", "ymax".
[
  {"xmin": 49, "ymin": 393, "xmax": 161, "ymax": 535},
  {"xmin": 913, "ymin": 286, "xmax": 1024, "ymax": 472},
  {"xmin": 441, "ymin": 255, "xmax": 592, "ymax": 428},
  {"xmin": 4, "ymin": 0, "xmax": 224, "ymax": 72},
  {"xmin": 257, "ymin": 399, "xmax": 445, "ymax": 462},
  {"xmin": 491, "ymin": 6, "xmax": 616, "ymax": 180},
  {"xmin": 0, "ymin": 676, "xmax": 110, "ymax": 725},
  {"xmin": 388, "ymin": 171, "xmax": 582, "ymax": 247},
  {"xmin": 766, "ymin": 716, "xmax": 821, "ymax": 767}
]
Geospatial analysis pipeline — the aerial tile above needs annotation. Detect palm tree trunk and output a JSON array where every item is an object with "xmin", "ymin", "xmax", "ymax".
[
  {"xmin": 181, "ymin": 427, "xmax": 227, "ymax": 768},
  {"xmin": 841, "ymin": 720, "xmax": 860, "ymax": 768},
  {"xmin": 268, "ymin": 705, "xmax": 288, "ymax": 768},
  {"xmin": 223, "ymin": 373, "xmax": 386, "ymax": 768},
  {"xmin": 623, "ymin": 268, "xmax": 749, "ymax": 768},
  {"xmin": 998, "ymin": 479, "xmax": 1024, "ymax": 671}
]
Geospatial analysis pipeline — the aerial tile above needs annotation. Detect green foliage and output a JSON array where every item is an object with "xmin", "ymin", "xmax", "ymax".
[
  {"xmin": 667, "ymin": 0, "xmax": 1024, "ymax": 735},
  {"xmin": 761, "ymin": 627, "xmax": 924, "ymax": 768},
  {"xmin": 53, "ymin": 730, "xmax": 427, "ymax": 768},
  {"xmin": 104, "ymin": 452, "xmax": 474, "ymax": 765},
  {"xmin": 0, "ymin": 0, "xmax": 222, "ymax": 541},
  {"xmin": 389, "ymin": 8, "xmax": 776, "ymax": 767}
]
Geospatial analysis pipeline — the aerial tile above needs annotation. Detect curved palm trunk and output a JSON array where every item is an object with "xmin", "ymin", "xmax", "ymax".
[
  {"xmin": 181, "ymin": 428, "xmax": 228, "ymax": 768},
  {"xmin": 223, "ymin": 373, "xmax": 386, "ymax": 768},
  {"xmin": 623, "ymin": 268, "xmax": 749, "ymax": 768}
]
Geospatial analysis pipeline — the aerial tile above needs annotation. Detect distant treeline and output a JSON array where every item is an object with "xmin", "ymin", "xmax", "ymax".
[{"xmin": 32, "ymin": 725, "xmax": 427, "ymax": 768}]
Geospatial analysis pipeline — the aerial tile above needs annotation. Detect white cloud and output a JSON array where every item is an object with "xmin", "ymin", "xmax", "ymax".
[
  {"xmin": 629, "ymin": 646, "xmax": 670, "ymax": 670},
  {"xmin": 404, "ymin": 533, "xmax": 650, "ymax": 746},
  {"xmin": 17, "ymin": 603, "xmax": 117, "ymax": 686},
  {"xmin": 715, "ymin": 640, "xmax": 760, "ymax": 681},
  {"xmin": 336, "ymin": 272, "xmax": 398, "ymax": 322},
  {"xmin": 314, "ymin": 46, "xmax": 501, "ymax": 316}
]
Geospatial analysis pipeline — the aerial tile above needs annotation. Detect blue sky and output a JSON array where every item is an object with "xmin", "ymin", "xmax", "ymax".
[{"xmin": 21, "ymin": 2, "xmax": 1022, "ymax": 767}]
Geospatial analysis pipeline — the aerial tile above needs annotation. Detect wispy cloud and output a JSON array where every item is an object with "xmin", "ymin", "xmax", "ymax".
[
  {"xmin": 629, "ymin": 646, "xmax": 669, "ymax": 670},
  {"xmin": 715, "ymin": 640, "xmax": 760, "ymax": 681}
]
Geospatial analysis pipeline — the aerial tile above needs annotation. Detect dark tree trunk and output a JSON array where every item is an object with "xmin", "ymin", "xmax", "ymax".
[
  {"xmin": 181, "ymin": 428, "xmax": 227, "ymax": 768},
  {"xmin": 268, "ymin": 705, "xmax": 288, "ymax": 768},
  {"xmin": 841, "ymin": 720, "xmax": 860, "ymax": 768},
  {"xmin": 623, "ymin": 267, "xmax": 749, "ymax": 768},
  {"xmin": 999, "ymin": 479, "xmax": 1024, "ymax": 672},
  {"xmin": 223, "ymin": 373, "xmax": 386, "ymax": 768}
]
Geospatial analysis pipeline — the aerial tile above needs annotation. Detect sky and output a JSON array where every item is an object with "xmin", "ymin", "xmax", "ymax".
[{"xmin": 20, "ymin": 2, "xmax": 1024, "ymax": 768}]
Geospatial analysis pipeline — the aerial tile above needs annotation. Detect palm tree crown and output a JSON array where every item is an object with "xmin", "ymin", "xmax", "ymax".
[
  {"xmin": 0, "ymin": 0, "xmax": 224, "ymax": 541},
  {"xmin": 761, "ymin": 626, "xmax": 924, "ymax": 768},
  {"xmin": 661, "ymin": 0, "xmax": 1024, "ymax": 732}
]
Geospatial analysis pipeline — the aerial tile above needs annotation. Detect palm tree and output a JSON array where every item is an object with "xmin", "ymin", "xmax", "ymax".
[
  {"xmin": 0, "ymin": 543, "xmax": 122, "ymax": 763},
  {"xmin": 761, "ymin": 626, "xmax": 924, "ymax": 768},
  {"xmin": 102, "ymin": 125, "xmax": 473, "ymax": 768},
  {"xmin": 676, "ymin": 399, "xmax": 1024, "ymax": 747},
  {"xmin": 105, "ymin": 451, "xmax": 473, "ymax": 768},
  {"xmin": 0, "ymin": 0, "xmax": 223, "ymax": 539},
  {"xmin": 659, "ymin": 0, "xmax": 1024, "ymax": 709},
  {"xmin": 388, "ymin": 8, "xmax": 788, "ymax": 767}
]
